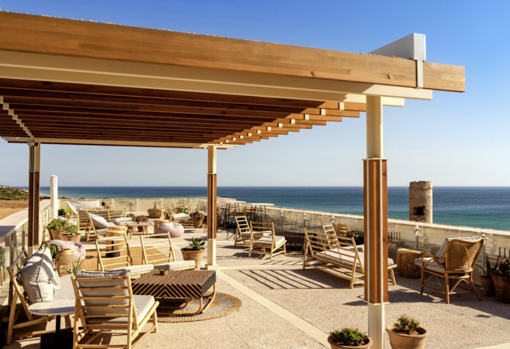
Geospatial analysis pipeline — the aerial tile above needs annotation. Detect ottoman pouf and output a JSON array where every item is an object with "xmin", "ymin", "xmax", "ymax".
[{"xmin": 155, "ymin": 222, "xmax": 184, "ymax": 238}]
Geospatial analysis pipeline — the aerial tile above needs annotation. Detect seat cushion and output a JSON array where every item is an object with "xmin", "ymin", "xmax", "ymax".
[
  {"xmin": 173, "ymin": 213, "xmax": 190, "ymax": 221},
  {"xmin": 54, "ymin": 275, "xmax": 76, "ymax": 301},
  {"xmin": 49, "ymin": 239, "xmax": 87, "ymax": 262},
  {"xmin": 241, "ymin": 231, "xmax": 271, "ymax": 238},
  {"xmin": 154, "ymin": 260, "xmax": 196, "ymax": 270},
  {"xmin": 110, "ymin": 217, "xmax": 133, "ymax": 224},
  {"xmin": 254, "ymin": 236, "xmax": 286, "ymax": 246},
  {"xmin": 87, "ymin": 295, "xmax": 155, "ymax": 327},
  {"xmin": 111, "ymin": 264, "xmax": 154, "ymax": 275},
  {"xmin": 415, "ymin": 257, "xmax": 445, "ymax": 273},
  {"xmin": 21, "ymin": 246, "xmax": 61, "ymax": 303}
]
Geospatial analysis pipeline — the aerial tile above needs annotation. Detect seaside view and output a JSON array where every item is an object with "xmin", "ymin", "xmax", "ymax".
[
  {"xmin": 1, "ymin": 2, "xmax": 509, "ymax": 349},
  {"xmin": 39, "ymin": 186, "xmax": 510, "ymax": 231}
]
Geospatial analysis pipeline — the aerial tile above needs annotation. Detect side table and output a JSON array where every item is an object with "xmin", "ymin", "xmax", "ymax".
[
  {"xmin": 397, "ymin": 248, "xmax": 423, "ymax": 278},
  {"xmin": 28, "ymin": 299, "xmax": 75, "ymax": 349}
]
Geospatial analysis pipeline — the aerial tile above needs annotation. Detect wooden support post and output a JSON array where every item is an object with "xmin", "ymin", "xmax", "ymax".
[
  {"xmin": 28, "ymin": 141, "xmax": 41, "ymax": 252},
  {"xmin": 206, "ymin": 145, "xmax": 218, "ymax": 270},
  {"xmin": 364, "ymin": 96, "xmax": 388, "ymax": 349}
]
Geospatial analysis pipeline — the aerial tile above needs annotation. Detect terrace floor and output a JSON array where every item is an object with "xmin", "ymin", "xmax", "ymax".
[{"xmin": 7, "ymin": 227, "xmax": 510, "ymax": 349}]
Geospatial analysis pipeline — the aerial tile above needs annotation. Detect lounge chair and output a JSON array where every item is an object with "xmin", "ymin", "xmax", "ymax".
[
  {"xmin": 248, "ymin": 221, "xmax": 286, "ymax": 260},
  {"xmin": 140, "ymin": 233, "xmax": 195, "ymax": 271},
  {"xmin": 416, "ymin": 236, "xmax": 484, "ymax": 304},
  {"xmin": 234, "ymin": 215, "xmax": 271, "ymax": 246},
  {"xmin": 71, "ymin": 270, "xmax": 159, "ymax": 349}
]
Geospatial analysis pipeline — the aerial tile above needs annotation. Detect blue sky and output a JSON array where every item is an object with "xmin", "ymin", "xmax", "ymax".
[{"xmin": 0, "ymin": 0, "xmax": 509, "ymax": 187}]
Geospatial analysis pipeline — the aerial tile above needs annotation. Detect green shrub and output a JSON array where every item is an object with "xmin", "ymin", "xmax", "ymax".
[
  {"xmin": 46, "ymin": 218, "xmax": 68, "ymax": 230},
  {"xmin": 65, "ymin": 224, "xmax": 79, "ymax": 235},
  {"xmin": 329, "ymin": 328, "xmax": 368, "ymax": 346}
]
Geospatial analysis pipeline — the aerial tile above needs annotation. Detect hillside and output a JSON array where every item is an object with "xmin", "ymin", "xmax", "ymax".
[{"xmin": 0, "ymin": 185, "xmax": 29, "ymax": 200}]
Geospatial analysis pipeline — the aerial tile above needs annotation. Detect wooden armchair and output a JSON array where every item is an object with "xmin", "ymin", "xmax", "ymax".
[
  {"xmin": 234, "ymin": 215, "xmax": 271, "ymax": 246},
  {"xmin": 6, "ymin": 249, "xmax": 71, "ymax": 344},
  {"xmin": 71, "ymin": 271, "xmax": 159, "ymax": 349},
  {"xmin": 248, "ymin": 221, "xmax": 286, "ymax": 260},
  {"xmin": 140, "ymin": 233, "xmax": 195, "ymax": 272},
  {"xmin": 417, "ymin": 237, "xmax": 484, "ymax": 304},
  {"xmin": 95, "ymin": 235, "xmax": 153, "ymax": 276}
]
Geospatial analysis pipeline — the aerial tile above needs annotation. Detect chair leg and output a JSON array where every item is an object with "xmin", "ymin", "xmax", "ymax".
[
  {"xmin": 420, "ymin": 269, "xmax": 425, "ymax": 295},
  {"xmin": 445, "ymin": 276, "xmax": 450, "ymax": 304},
  {"xmin": 153, "ymin": 311, "xmax": 159, "ymax": 333},
  {"xmin": 470, "ymin": 274, "xmax": 482, "ymax": 301},
  {"xmin": 389, "ymin": 268, "xmax": 397, "ymax": 286}
]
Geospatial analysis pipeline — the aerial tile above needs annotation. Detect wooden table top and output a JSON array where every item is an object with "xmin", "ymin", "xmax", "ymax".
[{"xmin": 131, "ymin": 270, "xmax": 216, "ymax": 298}]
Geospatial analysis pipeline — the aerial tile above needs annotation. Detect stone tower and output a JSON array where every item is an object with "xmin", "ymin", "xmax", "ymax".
[{"xmin": 409, "ymin": 181, "xmax": 433, "ymax": 223}]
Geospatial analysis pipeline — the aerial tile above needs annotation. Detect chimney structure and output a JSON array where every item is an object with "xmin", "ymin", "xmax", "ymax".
[{"xmin": 409, "ymin": 181, "xmax": 433, "ymax": 223}]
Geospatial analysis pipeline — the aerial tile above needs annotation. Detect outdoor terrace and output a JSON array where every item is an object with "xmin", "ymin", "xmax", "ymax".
[{"xmin": 4, "ymin": 226, "xmax": 510, "ymax": 349}]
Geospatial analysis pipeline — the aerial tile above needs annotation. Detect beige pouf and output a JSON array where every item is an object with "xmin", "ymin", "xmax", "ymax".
[{"xmin": 156, "ymin": 222, "xmax": 185, "ymax": 238}]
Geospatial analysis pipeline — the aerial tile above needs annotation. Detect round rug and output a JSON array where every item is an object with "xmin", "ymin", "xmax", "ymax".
[{"xmin": 156, "ymin": 292, "xmax": 242, "ymax": 323}]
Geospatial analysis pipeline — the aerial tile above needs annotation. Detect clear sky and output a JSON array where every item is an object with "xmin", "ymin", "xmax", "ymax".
[{"xmin": 0, "ymin": 0, "xmax": 509, "ymax": 187}]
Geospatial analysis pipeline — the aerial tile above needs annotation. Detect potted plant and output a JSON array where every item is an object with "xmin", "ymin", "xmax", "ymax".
[
  {"xmin": 63, "ymin": 206, "xmax": 75, "ymax": 220},
  {"xmin": 62, "ymin": 224, "xmax": 81, "ymax": 243},
  {"xmin": 492, "ymin": 256, "xmax": 510, "ymax": 303},
  {"xmin": 46, "ymin": 218, "xmax": 68, "ymax": 240},
  {"xmin": 190, "ymin": 210, "xmax": 205, "ymax": 228},
  {"xmin": 328, "ymin": 328, "xmax": 371, "ymax": 348},
  {"xmin": 478, "ymin": 256, "xmax": 496, "ymax": 296},
  {"xmin": 386, "ymin": 315, "xmax": 428, "ymax": 349},
  {"xmin": 181, "ymin": 237, "xmax": 206, "ymax": 270}
]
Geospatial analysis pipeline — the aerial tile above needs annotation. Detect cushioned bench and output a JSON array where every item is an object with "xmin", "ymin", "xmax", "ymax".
[{"xmin": 303, "ymin": 228, "xmax": 397, "ymax": 288}]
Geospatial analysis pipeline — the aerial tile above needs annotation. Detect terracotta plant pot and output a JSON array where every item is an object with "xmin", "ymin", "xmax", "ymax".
[
  {"xmin": 62, "ymin": 234, "xmax": 81, "ymax": 243},
  {"xmin": 492, "ymin": 274, "xmax": 510, "ymax": 303},
  {"xmin": 181, "ymin": 249, "xmax": 205, "ymax": 270},
  {"xmin": 193, "ymin": 218, "xmax": 204, "ymax": 228},
  {"xmin": 56, "ymin": 249, "xmax": 74, "ymax": 276},
  {"xmin": 386, "ymin": 327, "xmax": 428, "ymax": 349},
  {"xmin": 327, "ymin": 335, "xmax": 372, "ymax": 349},
  {"xmin": 479, "ymin": 275, "xmax": 496, "ymax": 296},
  {"xmin": 49, "ymin": 229, "xmax": 65, "ymax": 240}
]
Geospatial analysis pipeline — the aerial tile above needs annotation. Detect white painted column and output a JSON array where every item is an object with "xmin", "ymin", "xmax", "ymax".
[
  {"xmin": 50, "ymin": 175, "xmax": 58, "ymax": 219},
  {"xmin": 206, "ymin": 145, "xmax": 218, "ymax": 270},
  {"xmin": 365, "ymin": 96, "xmax": 386, "ymax": 349}
]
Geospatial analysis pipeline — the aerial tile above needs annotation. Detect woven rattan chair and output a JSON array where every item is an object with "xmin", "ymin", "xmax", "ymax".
[
  {"xmin": 140, "ymin": 233, "xmax": 195, "ymax": 271},
  {"xmin": 95, "ymin": 235, "xmax": 153, "ymax": 276},
  {"xmin": 417, "ymin": 237, "xmax": 484, "ymax": 304},
  {"xmin": 248, "ymin": 221, "xmax": 286, "ymax": 260},
  {"xmin": 71, "ymin": 271, "xmax": 159, "ymax": 349}
]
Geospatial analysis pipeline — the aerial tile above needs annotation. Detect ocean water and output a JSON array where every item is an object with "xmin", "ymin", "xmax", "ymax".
[{"xmin": 38, "ymin": 186, "xmax": 510, "ymax": 231}]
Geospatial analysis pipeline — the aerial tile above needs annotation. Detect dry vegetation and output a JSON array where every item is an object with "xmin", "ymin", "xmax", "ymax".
[{"xmin": 0, "ymin": 200, "xmax": 28, "ymax": 220}]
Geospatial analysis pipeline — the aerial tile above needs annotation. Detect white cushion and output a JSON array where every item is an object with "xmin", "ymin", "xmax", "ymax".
[
  {"xmin": 155, "ymin": 222, "xmax": 184, "ymax": 238},
  {"xmin": 415, "ymin": 257, "xmax": 445, "ymax": 273},
  {"xmin": 110, "ymin": 217, "xmax": 133, "ymax": 224},
  {"xmin": 71, "ymin": 200, "xmax": 101, "ymax": 209},
  {"xmin": 154, "ymin": 260, "xmax": 196, "ymax": 270},
  {"xmin": 254, "ymin": 236, "xmax": 286, "ymax": 246},
  {"xmin": 435, "ymin": 236, "xmax": 482, "ymax": 258},
  {"xmin": 87, "ymin": 295, "xmax": 155, "ymax": 327},
  {"xmin": 21, "ymin": 247, "xmax": 61, "ymax": 303},
  {"xmin": 241, "ymin": 231, "xmax": 271, "ymax": 238},
  {"xmin": 90, "ymin": 213, "xmax": 109, "ymax": 229},
  {"xmin": 111, "ymin": 264, "xmax": 154, "ymax": 275},
  {"xmin": 54, "ymin": 275, "xmax": 76, "ymax": 301},
  {"xmin": 173, "ymin": 213, "xmax": 190, "ymax": 221},
  {"xmin": 316, "ymin": 250, "xmax": 394, "ymax": 268}
]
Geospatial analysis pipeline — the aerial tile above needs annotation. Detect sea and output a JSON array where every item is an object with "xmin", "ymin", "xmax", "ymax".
[{"xmin": 38, "ymin": 186, "xmax": 510, "ymax": 232}]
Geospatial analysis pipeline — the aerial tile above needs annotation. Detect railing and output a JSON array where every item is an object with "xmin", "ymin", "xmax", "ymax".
[{"xmin": 0, "ymin": 200, "xmax": 52, "ymax": 315}]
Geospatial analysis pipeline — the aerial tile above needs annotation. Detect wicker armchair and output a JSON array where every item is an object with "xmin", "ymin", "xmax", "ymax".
[{"xmin": 416, "ymin": 237, "xmax": 484, "ymax": 304}]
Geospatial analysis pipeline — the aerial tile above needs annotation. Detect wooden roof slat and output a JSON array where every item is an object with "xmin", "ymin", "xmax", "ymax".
[
  {"xmin": 0, "ymin": 13, "xmax": 465, "ymax": 92},
  {"xmin": 0, "ymin": 78, "xmax": 340, "ymax": 110}
]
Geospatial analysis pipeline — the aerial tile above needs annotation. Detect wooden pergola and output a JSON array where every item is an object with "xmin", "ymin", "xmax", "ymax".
[{"xmin": 0, "ymin": 12, "xmax": 464, "ymax": 349}]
